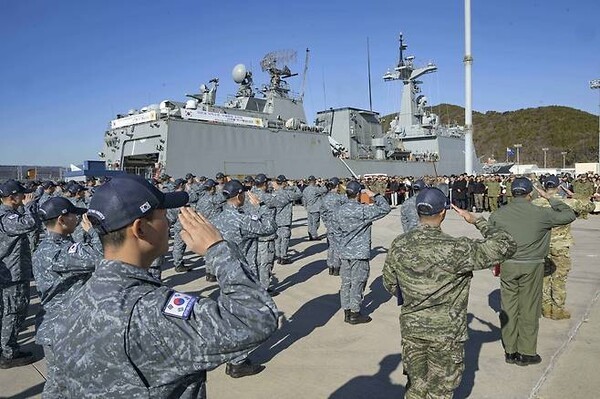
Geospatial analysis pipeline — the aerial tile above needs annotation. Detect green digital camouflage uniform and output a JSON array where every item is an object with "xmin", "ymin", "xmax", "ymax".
[
  {"xmin": 382, "ymin": 218, "xmax": 516, "ymax": 399},
  {"xmin": 532, "ymin": 194, "xmax": 594, "ymax": 319}
]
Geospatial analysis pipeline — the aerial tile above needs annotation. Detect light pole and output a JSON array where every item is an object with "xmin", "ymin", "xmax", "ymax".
[
  {"xmin": 514, "ymin": 143, "xmax": 523, "ymax": 165},
  {"xmin": 561, "ymin": 151, "xmax": 568, "ymax": 169},
  {"xmin": 590, "ymin": 79, "xmax": 600, "ymax": 164},
  {"xmin": 542, "ymin": 147, "xmax": 549, "ymax": 168}
]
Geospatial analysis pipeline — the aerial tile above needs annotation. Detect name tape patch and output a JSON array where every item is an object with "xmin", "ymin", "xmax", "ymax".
[{"xmin": 162, "ymin": 292, "xmax": 198, "ymax": 320}]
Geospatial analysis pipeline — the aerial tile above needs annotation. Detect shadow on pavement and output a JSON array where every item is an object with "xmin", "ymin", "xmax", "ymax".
[
  {"xmin": 273, "ymin": 259, "xmax": 328, "ymax": 294},
  {"xmin": 362, "ymin": 275, "xmax": 392, "ymax": 316},
  {"xmin": 454, "ymin": 313, "xmax": 501, "ymax": 399},
  {"xmin": 290, "ymin": 242, "xmax": 327, "ymax": 262},
  {"xmin": 5, "ymin": 382, "xmax": 45, "ymax": 399},
  {"xmin": 329, "ymin": 353, "xmax": 405, "ymax": 399},
  {"xmin": 252, "ymin": 293, "xmax": 339, "ymax": 364}
]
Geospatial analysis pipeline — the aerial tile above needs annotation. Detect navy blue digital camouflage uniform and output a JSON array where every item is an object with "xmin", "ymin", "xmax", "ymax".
[
  {"xmin": 321, "ymin": 189, "xmax": 348, "ymax": 273},
  {"xmin": 333, "ymin": 195, "xmax": 390, "ymax": 312},
  {"xmin": 302, "ymin": 184, "xmax": 327, "ymax": 239},
  {"xmin": 52, "ymin": 241, "xmax": 278, "ymax": 398},
  {"xmin": 0, "ymin": 200, "xmax": 39, "ymax": 359},
  {"xmin": 272, "ymin": 185, "xmax": 302, "ymax": 260},
  {"xmin": 32, "ymin": 229, "xmax": 103, "ymax": 397},
  {"xmin": 194, "ymin": 191, "xmax": 224, "ymax": 276},
  {"xmin": 250, "ymin": 186, "xmax": 279, "ymax": 289}
]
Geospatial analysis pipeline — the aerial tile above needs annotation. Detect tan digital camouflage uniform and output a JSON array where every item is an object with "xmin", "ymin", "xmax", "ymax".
[
  {"xmin": 532, "ymin": 194, "xmax": 594, "ymax": 319},
  {"xmin": 382, "ymin": 218, "xmax": 516, "ymax": 399}
]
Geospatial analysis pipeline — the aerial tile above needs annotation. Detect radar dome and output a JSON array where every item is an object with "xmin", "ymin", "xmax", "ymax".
[{"xmin": 232, "ymin": 64, "xmax": 248, "ymax": 83}]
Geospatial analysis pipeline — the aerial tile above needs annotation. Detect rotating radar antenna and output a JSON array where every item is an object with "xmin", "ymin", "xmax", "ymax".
[{"xmin": 260, "ymin": 50, "xmax": 298, "ymax": 94}]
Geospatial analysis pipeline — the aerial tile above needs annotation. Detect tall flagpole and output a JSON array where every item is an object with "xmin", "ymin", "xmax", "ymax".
[{"xmin": 464, "ymin": 0, "xmax": 474, "ymax": 174}]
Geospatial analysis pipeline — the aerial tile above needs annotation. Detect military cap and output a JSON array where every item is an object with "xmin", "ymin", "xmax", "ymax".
[
  {"xmin": 185, "ymin": 173, "xmax": 195, "ymax": 180},
  {"xmin": 42, "ymin": 180, "xmax": 57, "ymax": 189},
  {"xmin": 329, "ymin": 177, "xmax": 340, "ymax": 186},
  {"xmin": 413, "ymin": 179, "xmax": 427, "ymax": 191},
  {"xmin": 308, "ymin": 175, "xmax": 316, "ymax": 181},
  {"xmin": 0, "ymin": 180, "xmax": 34, "ymax": 196},
  {"xmin": 66, "ymin": 183, "xmax": 88, "ymax": 195},
  {"xmin": 543, "ymin": 175, "xmax": 560, "ymax": 189},
  {"xmin": 345, "ymin": 181, "xmax": 363, "ymax": 196},
  {"xmin": 215, "ymin": 172, "xmax": 225, "ymax": 179},
  {"xmin": 198, "ymin": 175, "xmax": 207, "ymax": 181},
  {"xmin": 159, "ymin": 173, "xmax": 171, "ymax": 180},
  {"xmin": 39, "ymin": 197, "xmax": 87, "ymax": 221},
  {"xmin": 174, "ymin": 178, "xmax": 186, "ymax": 188},
  {"xmin": 244, "ymin": 175, "xmax": 255, "ymax": 184},
  {"xmin": 416, "ymin": 187, "xmax": 450, "ymax": 216},
  {"xmin": 511, "ymin": 177, "xmax": 533, "ymax": 195},
  {"xmin": 203, "ymin": 179, "xmax": 217, "ymax": 189},
  {"xmin": 222, "ymin": 179, "xmax": 244, "ymax": 199},
  {"xmin": 87, "ymin": 175, "xmax": 188, "ymax": 235},
  {"xmin": 255, "ymin": 173, "xmax": 268, "ymax": 184},
  {"xmin": 276, "ymin": 174, "xmax": 287, "ymax": 183}
]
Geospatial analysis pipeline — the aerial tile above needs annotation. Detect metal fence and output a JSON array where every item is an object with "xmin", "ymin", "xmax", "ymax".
[{"xmin": 0, "ymin": 165, "xmax": 67, "ymax": 181}]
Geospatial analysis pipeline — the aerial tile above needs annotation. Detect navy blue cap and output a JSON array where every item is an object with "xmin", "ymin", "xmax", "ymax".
[
  {"xmin": 511, "ymin": 177, "xmax": 533, "ymax": 195},
  {"xmin": 308, "ymin": 175, "xmax": 316, "ymax": 181},
  {"xmin": 329, "ymin": 177, "xmax": 340, "ymax": 186},
  {"xmin": 42, "ymin": 181, "xmax": 56, "ymax": 189},
  {"xmin": 215, "ymin": 172, "xmax": 225, "ymax": 179},
  {"xmin": 255, "ymin": 173, "xmax": 268, "ymax": 184},
  {"xmin": 185, "ymin": 173, "xmax": 195, "ymax": 180},
  {"xmin": 87, "ymin": 175, "xmax": 189, "ymax": 235},
  {"xmin": 39, "ymin": 197, "xmax": 87, "ymax": 221},
  {"xmin": 416, "ymin": 188, "xmax": 450, "ymax": 216},
  {"xmin": 346, "ymin": 181, "xmax": 363, "ymax": 196},
  {"xmin": 159, "ymin": 173, "xmax": 171, "ymax": 180},
  {"xmin": 0, "ymin": 180, "xmax": 33, "ymax": 196},
  {"xmin": 544, "ymin": 175, "xmax": 559, "ymax": 189},
  {"xmin": 203, "ymin": 179, "xmax": 217, "ymax": 189},
  {"xmin": 198, "ymin": 176, "xmax": 207, "ymax": 181},
  {"xmin": 276, "ymin": 174, "xmax": 287, "ymax": 183},
  {"xmin": 66, "ymin": 183, "xmax": 87, "ymax": 194},
  {"xmin": 222, "ymin": 179, "xmax": 244, "ymax": 199},
  {"xmin": 244, "ymin": 175, "xmax": 255, "ymax": 184},
  {"xmin": 174, "ymin": 178, "xmax": 186, "ymax": 188},
  {"xmin": 413, "ymin": 179, "xmax": 427, "ymax": 191}
]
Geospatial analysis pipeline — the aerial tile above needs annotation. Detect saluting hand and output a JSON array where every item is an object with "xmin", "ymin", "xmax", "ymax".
[
  {"xmin": 178, "ymin": 207, "xmax": 223, "ymax": 255},
  {"xmin": 534, "ymin": 185, "xmax": 551, "ymax": 200},
  {"xmin": 22, "ymin": 193, "xmax": 35, "ymax": 205},
  {"xmin": 81, "ymin": 213, "xmax": 92, "ymax": 232},
  {"xmin": 452, "ymin": 204, "xmax": 477, "ymax": 224}
]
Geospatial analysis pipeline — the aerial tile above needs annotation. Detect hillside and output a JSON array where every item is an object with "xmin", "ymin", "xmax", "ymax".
[{"xmin": 381, "ymin": 105, "xmax": 598, "ymax": 168}]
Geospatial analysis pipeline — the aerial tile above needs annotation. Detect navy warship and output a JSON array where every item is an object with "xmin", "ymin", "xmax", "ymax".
[{"xmin": 99, "ymin": 35, "xmax": 478, "ymax": 179}]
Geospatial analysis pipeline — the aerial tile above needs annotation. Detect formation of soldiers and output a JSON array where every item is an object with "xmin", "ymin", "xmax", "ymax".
[{"xmin": 0, "ymin": 170, "xmax": 599, "ymax": 398}]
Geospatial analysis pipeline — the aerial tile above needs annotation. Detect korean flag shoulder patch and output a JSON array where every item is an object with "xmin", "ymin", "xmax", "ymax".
[{"xmin": 162, "ymin": 291, "xmax": 198, "ymax": 320}]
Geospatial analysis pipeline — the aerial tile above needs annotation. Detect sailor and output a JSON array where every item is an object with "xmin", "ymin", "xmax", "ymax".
[
  {"xmin": 51, "ymin": 175, "xmax": 278, "ymax": 397},
  {"xmin": 32, "ymin": 197, "xmax": 103, "ymax": 396},
  {"xmin": 64, "ymin": 183, "xmax": 89, "ymax": 242},
  {"xmin": 271, "ymin": 175, "xmax": 302, "ymax": 264},
  {"xmin": 0, "ymin": 180, "xmax": 40, "ymax": 368},
  {"xmin": 333, "ymin": 181, "xmax": 390, "ymax": 324},
  {"xmin": 39, "ymin": 181, "xmax": 57, "ymax": 206},
  {"xmin": 302, "ymin": 175, "xmax": 328, "ymax": 240},
  {"xmin": 320, "ymin": 177, "xmax": 347, "ymax": 276},
  {"xmin": 400, "ymin": 179, "xmax": 426, "ymax": 233},
  {"xmin": 159, "ymin": 174, "xmax": 175, "ymax": 193},
  {"xmin": 251, "ymin": 174, "xmax": 280, "ymax": 292},
  {"xmin": 195, "ymin": 179, "xmax": 225, "ymax": 281},
  {"xmin": 171, "ymin": 179, "xmax": 193, "ymax": 273},
  {"xmin": 215, "ymin": 172, "xmax": 227, "ymax": 193},
  {"xmin": 211, "ymin": 179, "xmax": 276, "ymax": 378}
]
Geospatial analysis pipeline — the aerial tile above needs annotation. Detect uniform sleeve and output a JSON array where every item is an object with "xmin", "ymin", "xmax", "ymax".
[
  {"xmin": 446, "ymin": 218, "xmax": 517, "ymax": 274},
  {"xmin": 144, "ymin": 241, "xmax": 278, "ymax": 370},
  {"xmin": 382, "ymin": 237, "xmax": 402, "ymax": 295},
  {"xmin": 363, "ymin": 195, "xmax": 391, "ymax": 222},
  {"xmin": 0, "ymin": 202, "xmax": 39, "ymax": 235},
  {"xmin": 290, "ymin": 186, "xmax": 303, "ymax": 201},
  {"xmin": 547, "ymin": 198, "xmax": 576, "ymax": 226},
  {"xmin": 240, "ymin": 209, "xmax": 276, "ymax": 238}
]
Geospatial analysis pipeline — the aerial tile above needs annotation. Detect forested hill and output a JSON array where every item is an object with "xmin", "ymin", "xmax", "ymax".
[{"xmin": 381, "ymin": 105, "xmax": 598, "ymax": 168}]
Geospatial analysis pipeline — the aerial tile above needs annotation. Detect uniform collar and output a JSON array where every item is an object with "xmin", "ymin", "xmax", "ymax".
[
  {"xmin": 45, "ymin": 230, "xmax": 74, "ymax": 243},
  {"xmin": 97, "ymin": 259, "xmax": 162, "ymax": 285}
]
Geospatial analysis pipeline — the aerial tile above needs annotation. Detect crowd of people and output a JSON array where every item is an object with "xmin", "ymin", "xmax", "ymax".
[{"xmin": 0, "ymin": 169, "xmax": 598, "ymax": 398}]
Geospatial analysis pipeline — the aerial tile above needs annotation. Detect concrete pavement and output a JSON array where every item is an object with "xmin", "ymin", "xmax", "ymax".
[{"xmin": 1, "ymin": 205, "xmax": 599, "ymax": 399}]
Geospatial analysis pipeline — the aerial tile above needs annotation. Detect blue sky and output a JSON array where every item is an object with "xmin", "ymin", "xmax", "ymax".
[{"xmin": 1, "ymin": 0, "xmax": 598, "ymax": 166}]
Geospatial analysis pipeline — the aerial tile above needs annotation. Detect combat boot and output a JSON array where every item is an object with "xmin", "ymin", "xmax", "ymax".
[
  {"xmin": 279, "ymin": 257, "xmax": 291, "ymax": 265},
  {"xmin": 347, "ymin": 311, "xmax": 372, "ymax": 325},
  {"xmin": 332, "ymin": 268, "xmax": 340, "ymax": 276},
  {"xmin": 174, "ymin": 262, "xmax": 191, "ymax": 273},
  {"xmin": 541, "ymin": 304, "xmax": 553, "ymax": 319},
  {"xmin": 344, "ymin": 309, "xmax": 352, "ymax": 322},
  {"xmin": 551, "ymin": 308, "xmax": 571, "ymax": 320},
  {"xmin": 329, "ymin": 267, "xmax": 334, "ymax": 275},
  {"xmin": 205, "ymin": 273, "xmax": 217, "ymax": 282},
  {"xmin": 225, "ymin": 359, "xmax": 265, "ymax": 378},
  {"xmin": 0, "ymin": 351, "xmax": 35, "ymax": 369}
]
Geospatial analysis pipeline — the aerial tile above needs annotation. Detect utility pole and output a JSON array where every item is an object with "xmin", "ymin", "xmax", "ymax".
[
  {"xmin": 590, "ymin": 79, "xmax": 600, "ymax": 164},
  {"xmin": 514, "ymin": 143, "xmax": 523, "ymax": 165},
  {"xmin": 542, "ymin": 147, "xmax": 549, "ymax": 168},
  {"xmin": 561, "ymin": 151, "xmax": 568, "ymax": 169}
]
